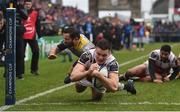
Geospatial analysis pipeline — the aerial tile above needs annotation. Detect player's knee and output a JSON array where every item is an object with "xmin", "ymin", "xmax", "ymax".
[{"xmin": 75, "ymin": 84, "xmax": 87, "ymax": 93}]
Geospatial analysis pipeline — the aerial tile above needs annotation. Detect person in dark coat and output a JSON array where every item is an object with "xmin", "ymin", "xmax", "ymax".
[
  {"xmin": 15, "ymin": 1, "xmax": 28, "ymax": 79},
  {"xmin": 0, "ymin": 12, "xmax": 5, "ymax": 67}
]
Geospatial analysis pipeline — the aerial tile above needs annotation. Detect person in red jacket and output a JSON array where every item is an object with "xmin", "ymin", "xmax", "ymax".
[{"xmin": 23, "ymin": 0, "xmax": 41, "ymax": 75}]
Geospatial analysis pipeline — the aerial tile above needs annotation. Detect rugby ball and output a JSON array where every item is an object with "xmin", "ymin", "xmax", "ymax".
[
  {"xmin": 99, "ymin": 66, "xmax": 108, "ymax": 77},
  {"xmin": 92, "ymin": 66, "xmax": 108, "ymax": 93}
]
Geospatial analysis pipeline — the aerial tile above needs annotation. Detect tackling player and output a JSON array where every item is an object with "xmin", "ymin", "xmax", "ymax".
[{"xmin": 48, "ymin": 27, "xmax": 95, "ymax": 83}]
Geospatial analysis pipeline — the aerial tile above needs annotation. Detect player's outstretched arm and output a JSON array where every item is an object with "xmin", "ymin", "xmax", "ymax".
[{"xmin": 48, "ymin": 47, "xmax": 58, "ymax": 59}]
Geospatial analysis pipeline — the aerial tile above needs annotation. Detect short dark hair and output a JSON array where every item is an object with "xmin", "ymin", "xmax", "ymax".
[
  {"xmin": 96, "ymin": 39, "xmax": 112, "ymax": 51},
  {"xmin": 62, "ymin": 26, "xmax": 80, "ymax": 39},
  {"xmin": 160, "ymin": 44, "xmax": 171, "ymax": 53},
  {"xmin": 24, "ymin": 0, "xmax": 32, "ymax": 2}
]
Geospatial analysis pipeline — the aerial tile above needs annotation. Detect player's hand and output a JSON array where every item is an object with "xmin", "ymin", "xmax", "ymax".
[
  {"xmin": 177, "ymin": 73, "xmax": 180, "ymax": 79},
  {"xmin": 91, "ymin": 70, "xmax": 100, "ymax": 77},
  {"xmin": 48, "ymin": 54, "xmax": 57, "ymax": 59},
  {"xmin": 88, "ymin": 63, "xmax": 99, "ymax": 75},
  {"xmin": 89, "ymin": 63, "xmax": 99, "ymax": 71},
  {"xmin": 164, "ymin": 77, "xmax": 170, "ymax": 82},
  {"xmin": 153, "ymin": 79, "xmax": 163, "ymax": 83},
  {"xmin": 48, "ymin": 48, "xmax": 57, "ymax": 60}
]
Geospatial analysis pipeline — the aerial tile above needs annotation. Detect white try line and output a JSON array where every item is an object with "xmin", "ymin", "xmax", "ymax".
[
  {"xmin": 0, "ymin": 44, "xmax": 179, "ymax": 111},
  {"xmin": 18, "ymin": 101, "xmax": 180, "ymax": 105},
  {"xmin": 0, "ymin": 83, "xmax": 74, "ymax": 111},
  {"xmin": 0, "ymin": 55, "xmax": 148, "ymax": 111}
]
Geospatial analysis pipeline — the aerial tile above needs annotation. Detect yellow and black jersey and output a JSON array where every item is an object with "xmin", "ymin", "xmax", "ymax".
[{"xmin": 57, "ymin": 34, "xmax": 95, "ymax": 57}]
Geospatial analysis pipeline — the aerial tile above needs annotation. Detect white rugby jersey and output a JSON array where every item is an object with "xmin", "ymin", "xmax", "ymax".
[
  {"xmin": 78, "ymin": 49, "xmax": 119, "ymax": 74},
  {"xmin": 148, "ymin": 49, "xmax": 177, "ymax": 73}
]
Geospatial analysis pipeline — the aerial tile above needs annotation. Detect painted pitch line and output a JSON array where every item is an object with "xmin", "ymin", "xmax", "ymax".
[
  {"xmin": 0, "ymin": 43, "xmax": 179, "ymax": 111},
  {"xmin": 120, "ymin": 55, "xmax": 148, "ymax": 66},
  {"xmin": 18, "ymin": 102, "xmax": 180, "ymax": 105},
  {"xmin": 0, "ymin": 83, "xmax": 74, "ymax": 111},
  {"xmin": 120, "ymin": 43, "xmax": 179, "ymax": 67},
  {"xmin": 0, "ymin": 54, "xmax": 148, "ymax": 111}
]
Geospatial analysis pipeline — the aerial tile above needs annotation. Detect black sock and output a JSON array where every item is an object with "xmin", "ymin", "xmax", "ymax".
[{"xmin": 64, "ymin": 75, "xmax": 72, "ymax": 84}]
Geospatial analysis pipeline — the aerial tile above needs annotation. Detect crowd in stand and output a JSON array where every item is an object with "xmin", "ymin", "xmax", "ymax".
[
  {"xmin": 31, "ymin": 1, "xmax": 180, "ymax": 45},
  {"xmin": 153, "ymin": 20, "xmax": 180, "ymax": 42},
  {"xmin": 1, "ymin": 0, "xmax": 180, "ymax": 50},
  {"xmin": 0, "ymin": 0, "xmax": 180, "ymax": 80}
]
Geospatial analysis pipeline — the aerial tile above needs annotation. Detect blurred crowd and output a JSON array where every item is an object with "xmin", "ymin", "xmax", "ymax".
[
  {"xmin": 27, "ymin": 0, "xmax": 150, "ymax": 50},
  {"xmin": 153, "ymin": 20, "xmax": 180, "ymax": 42},
  {"xmin": 0, "ymin": 0, "xmax": 180, "ymax": 50}
]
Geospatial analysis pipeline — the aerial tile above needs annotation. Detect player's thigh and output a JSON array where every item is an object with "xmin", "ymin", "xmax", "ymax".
[
  {"xmin": 140, "ymin": 73, "xmax": 163, "ymax": 82},
  {"xmin": 128, "ymin": 64, "xmax": 147, "ymax": 76}
]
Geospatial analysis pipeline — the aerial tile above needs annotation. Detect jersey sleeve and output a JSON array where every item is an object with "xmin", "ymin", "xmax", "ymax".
[
  {"xmin": 171, "ymin": 58, "xmax": 178, "ymax": 67},
  {"xmin": 169, "ymin": 53, "xmax": 178, "ymax": 67},
  {"xmin": 149, "ymin": 51, "xmax": 159, "ymax": 61},
  {"xmin": 57, "ymin": 41, "xmax": 68, "ymax": 52},
  {"xmin": 107, "ymin": 60, "xmax": 119, "ymax": 73},
  {"xmin": 78, "ymin": 51, "xmax": 92, "ymax": 65}
]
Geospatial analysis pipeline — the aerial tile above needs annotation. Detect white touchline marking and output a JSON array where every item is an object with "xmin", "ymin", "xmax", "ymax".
[
  {"xmin": 120, "ymin": 55, "xmax": 148, "ymax": 66},
  {"xmin": 0, "ymin": 83, "xmax": 74, "ymax": 111},
  {"xmin": 0, "ymin": 44, "xmax": 179, "ymax": 111},
  {"xmin": 18, "ymin": 102, "xmax": 180, "ymax": 105},
  {"xmin": 120, "ymin": 43, "xmax": 178, "ymax": 67}
]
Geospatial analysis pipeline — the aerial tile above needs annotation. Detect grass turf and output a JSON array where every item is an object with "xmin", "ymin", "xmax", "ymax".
[{"xmin": 0, "ymin": 42, "xmax": 180, "ymax": 111}]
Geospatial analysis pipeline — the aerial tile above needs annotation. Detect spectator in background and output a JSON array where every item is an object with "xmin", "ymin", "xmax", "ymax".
[
  {"xmin": 0, "ymin": 12, "xmax": 5, "ymax": 53},
  {"xmin": 0, "ymin": 12, "xmax": 5, "ymax": 69},
  {"xmin": 136, "ymin": 22, "xmax": 145, "ymax": 51},
  {"xmin": 102, "ymin": 18, "xmax": 112, "ymax": 44},
  {"xmin": 123, "ymin": 21, "xmax": 133, "ymax": 50},
  {"xmin": 92, "ymin": 19, "xmax": 104, "ymax": 44},
  {"xmin": 1, "ymin": 2, "xmax": 28, "ymax": 79},
  {"xmin": 96, "ymin": 32, "xmax": 104, "ymax": 42},
  {"xmin": 23, "ymin": 0, "xmax": 41, "ymax": 75},
  {"xmin": 15, "ymin": 1, "xmax": 28, "ymax": 79},
  {"xmin": 84, "ymin": 17, "xmax": 93, "ymax": 42}
]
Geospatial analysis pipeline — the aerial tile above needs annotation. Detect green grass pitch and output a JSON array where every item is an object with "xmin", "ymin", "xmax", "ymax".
[{"xmin": 0, "ymin": 42, "xmax": 180, "ymax": 111}]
